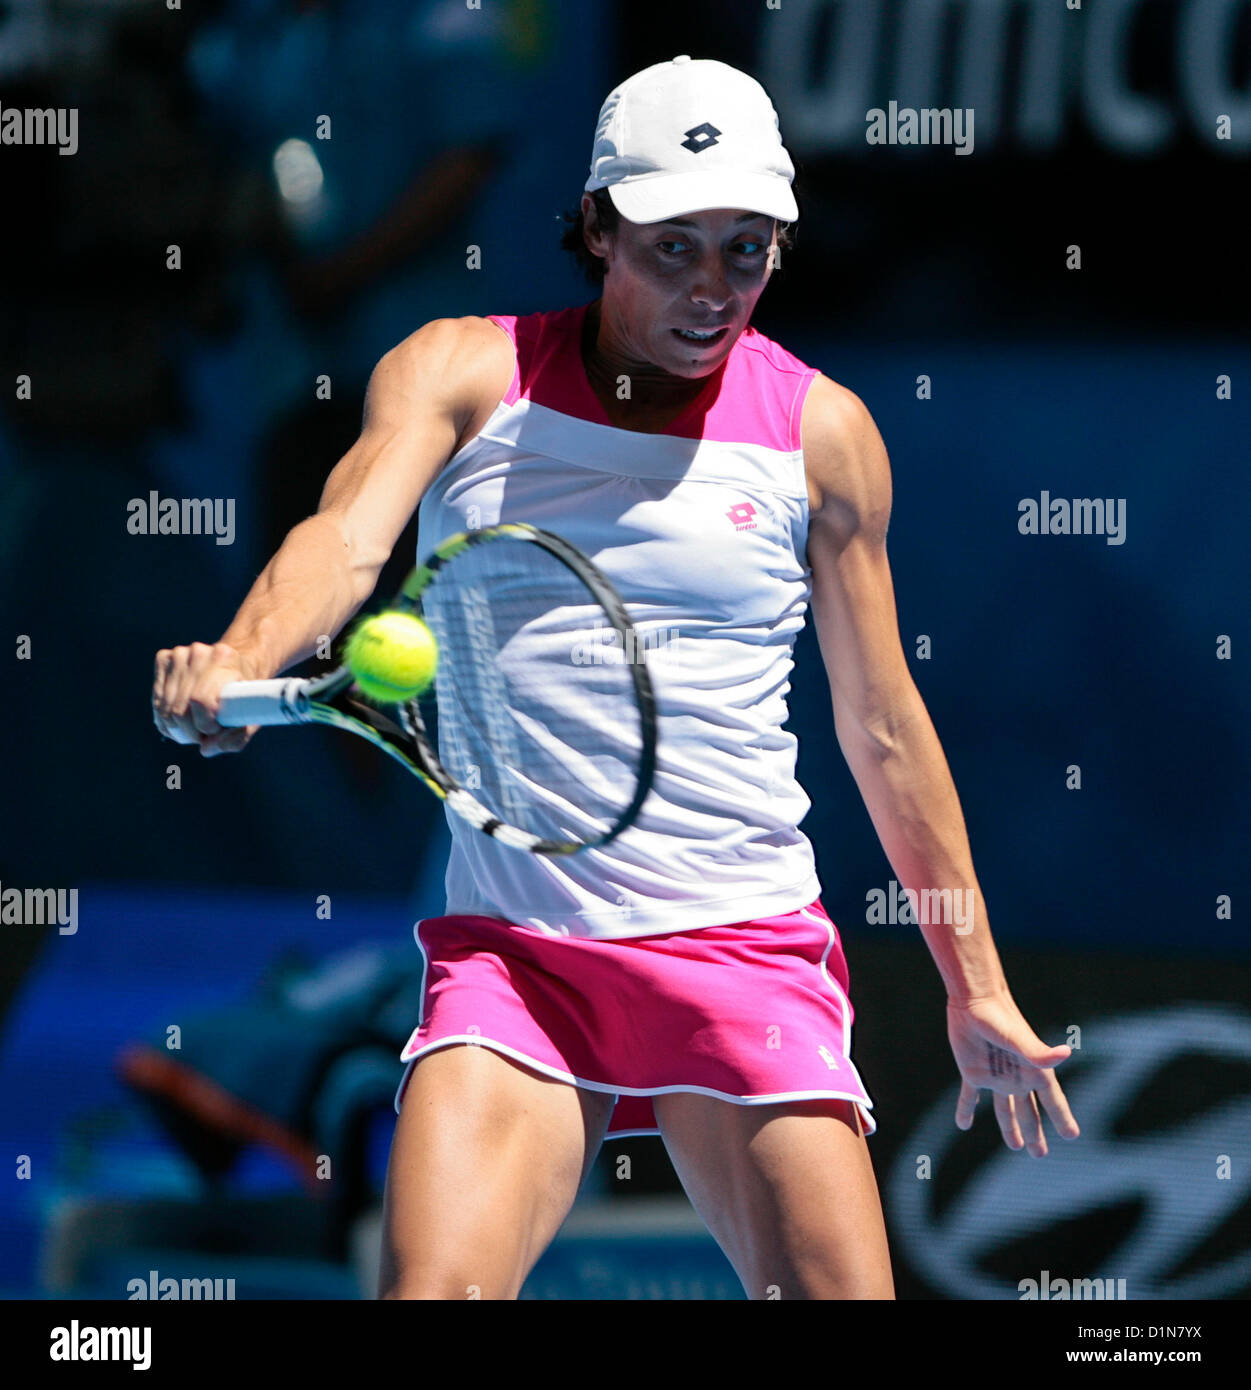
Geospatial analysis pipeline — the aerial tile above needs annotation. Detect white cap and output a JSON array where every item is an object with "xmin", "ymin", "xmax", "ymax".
[{"xmin": 584, "ymin": 55, "xmax": 798, "ymax": 225}]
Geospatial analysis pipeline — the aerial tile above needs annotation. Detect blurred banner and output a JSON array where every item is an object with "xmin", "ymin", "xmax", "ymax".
[
  {"xmin": 845, "ymin": 939, "xmax": 1251, "ymax": 1300},
  {"xmin": 620, "ymin": 0, "xmax": 1250, "ymax": 333},
  {"xmin": 759, "ymin": 0, "xmax": 1248, "ymax": 157}
]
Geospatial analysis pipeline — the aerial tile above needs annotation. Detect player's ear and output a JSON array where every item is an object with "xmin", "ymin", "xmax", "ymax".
[{"xmin": 582, "ymin": 193, "xmax": 609, "ymax": 260}]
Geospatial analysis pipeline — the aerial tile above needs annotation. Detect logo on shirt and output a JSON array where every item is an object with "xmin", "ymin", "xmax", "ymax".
[
  {"xmin": 681, "ymin": 122, "xmax": 722, "ymax": 153},
  {"xmin": 727, "ymin": 501, "xmax": 757, "ymax": 531}
]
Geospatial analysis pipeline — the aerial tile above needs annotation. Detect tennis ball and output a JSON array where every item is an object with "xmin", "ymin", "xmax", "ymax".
[{"xmin": 344, "ymin": 610, "xmax": 437, "ymax": 703}]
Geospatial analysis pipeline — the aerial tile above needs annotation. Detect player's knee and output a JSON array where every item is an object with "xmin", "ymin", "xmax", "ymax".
[
  {"xmin": 378, "ymin": 1245, "xmax": 526, "ymax": 1301},
  {"xmin": 770, "ymin": 1250, "xmax": 896, "ymax": 1301},
  {"xmin": 379, "ymin": 1268, "xmax": 519, "ymax": 1301}
]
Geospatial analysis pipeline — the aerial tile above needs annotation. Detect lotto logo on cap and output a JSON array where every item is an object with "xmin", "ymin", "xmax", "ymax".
[{"xmin": 585, "ymin": 55, "xmax": 798, "ymax": 226}]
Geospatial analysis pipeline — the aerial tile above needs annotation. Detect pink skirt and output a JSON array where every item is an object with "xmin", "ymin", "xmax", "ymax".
[{"xmin": 394, "ymin": 898, "xmax": 876, "ymax": 1138}]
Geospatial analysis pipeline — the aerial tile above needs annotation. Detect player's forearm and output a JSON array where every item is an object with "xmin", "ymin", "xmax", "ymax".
[
  {"xmin": 217, "ymin": 513, "xmax": 380, "ymax": 678},
  {"xmin": 836, "ymin": 689, "xmax": 1009, "ymax": 1002}
]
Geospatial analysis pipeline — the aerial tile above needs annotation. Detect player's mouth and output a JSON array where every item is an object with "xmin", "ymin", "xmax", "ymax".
[{"xmin": 672, "ymin": 326, "xmax": 729, "ymax": 346}]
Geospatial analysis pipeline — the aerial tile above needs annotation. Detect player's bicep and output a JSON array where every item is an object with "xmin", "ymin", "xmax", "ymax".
[
  {"xmin": 809, "ymin": 525, "xmax": 913, "ymax": 743},
  {"xmin": 316, "ymin": 319, "xmax": 485, "ymax": 569}
]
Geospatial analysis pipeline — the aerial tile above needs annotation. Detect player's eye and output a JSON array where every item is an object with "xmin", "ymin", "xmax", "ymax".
[
  {"xmin": 733, "ymin": 239, "xmax": 767, "ymax": 256},
  {"xmin": 656, "ymin": 240, "xmax": 689, "ymax": 256}
]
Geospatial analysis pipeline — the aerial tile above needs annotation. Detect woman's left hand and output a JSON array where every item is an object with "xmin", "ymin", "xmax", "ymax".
[{"xmin": 947, "ymin": 990, "xmax": 1081, "ymax": 1155}]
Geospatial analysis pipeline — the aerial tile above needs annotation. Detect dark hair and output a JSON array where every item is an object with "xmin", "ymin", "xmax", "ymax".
[
  {"xmin": 560, "ymin": 189, "xmax": 796, "ymax": 286},
  {"xmin": 560, "ymin": 190, "xmax": 620, "ymax": 285}
]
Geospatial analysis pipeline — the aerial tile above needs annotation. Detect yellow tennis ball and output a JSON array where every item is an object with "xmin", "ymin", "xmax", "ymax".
[{"xmin": 344, "ymin": 611, "xmax": 437, "ymax": 703}]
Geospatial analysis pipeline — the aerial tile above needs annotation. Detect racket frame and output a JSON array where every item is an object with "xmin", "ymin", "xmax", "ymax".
[{"xmin": 220, "ymin": 523, "xmax": 658, "ymax": 855}]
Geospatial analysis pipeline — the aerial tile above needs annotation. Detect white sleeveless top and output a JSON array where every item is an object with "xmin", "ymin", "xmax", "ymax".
[{"xmin": 416, "ymin": 303, "xmax": 823, "ymax": 938}]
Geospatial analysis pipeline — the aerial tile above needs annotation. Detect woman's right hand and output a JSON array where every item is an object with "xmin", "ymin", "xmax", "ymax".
[{"xmin": 152, "ymin": 641, "xmax": 263, "ymax": 757}]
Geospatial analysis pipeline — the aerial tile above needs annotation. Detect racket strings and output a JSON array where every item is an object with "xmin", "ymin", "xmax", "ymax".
[{"xmin": 421, "ymin": 537, "xmax": 647, "ymax": 843}]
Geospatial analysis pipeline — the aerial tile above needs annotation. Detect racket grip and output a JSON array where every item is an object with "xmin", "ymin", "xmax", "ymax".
[{"xmin": 217, "ymin": 678, "xmax": 311, "ymax": 727}]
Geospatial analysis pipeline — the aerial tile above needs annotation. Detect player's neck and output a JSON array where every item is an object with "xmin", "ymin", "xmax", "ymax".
[{"xmin": 581, "ymin": 299, "xmax": 713, "ymax": 426}]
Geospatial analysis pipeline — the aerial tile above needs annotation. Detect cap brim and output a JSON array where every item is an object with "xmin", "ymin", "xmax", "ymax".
[{"xmin": 605, "ymin": 171, "xmax": 798, "ymax": 225}]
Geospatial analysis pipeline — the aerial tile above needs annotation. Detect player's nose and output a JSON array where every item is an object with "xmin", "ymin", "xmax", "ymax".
[{"xmin": 687, "ymin": 254, "xmax": 731, "ymax": 311}]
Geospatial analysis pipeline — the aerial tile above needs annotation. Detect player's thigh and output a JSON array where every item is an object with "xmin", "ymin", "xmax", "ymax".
[
  {"xmin": 379, "ymin": 1042, "xmax": 615, "ymax": 1299},
  {"xmin": 654, "ymin": 1092, "xmax": 894, "ymax": 1300}
]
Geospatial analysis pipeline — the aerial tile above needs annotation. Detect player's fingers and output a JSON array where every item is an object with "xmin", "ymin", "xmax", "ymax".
[
  {"xmin": 157, "ymin": 646, "xmax": 197, "ymax": 738},
  {"xmin": 200, "ymin": 726, "xmax": 254, "ymax": 757},
  {"xmin": 955, "ymin": 1080, "xmax": 979, "ymax": 1130},
  {"xmin": 154, "ymin": 648, "xmax": 188, "ymax": 729},
  {"xmin": 182, "ymin": 644, "xmax": 223, "ymax": 735},
  {"xmin": 190, "ymin": 700, "xmax": 221, "ymax": 736},
  {"xmin": 1018, "ymin": 1091, "xmax": 1047, "ymax": 1157},
  {"xmin": 152, "ymin": 654, "xmax": 175, "ymax": 737},
  {"xmin": 993, "ymin": 1092, "xmax": 1024, "ymax": 1151},
  {"xmin": 164, "ymin": 646, "xmax": 196, "ymax": 721},
  {"xmin": 1035, "ymin": 1068, "xmax": 1081, "ymax": 1140},
  {"xmin": 153, "ymin": 649, "xmax": 174, "ymax": 715}
]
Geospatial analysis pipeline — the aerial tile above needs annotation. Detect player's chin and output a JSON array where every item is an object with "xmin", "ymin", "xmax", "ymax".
[{"xmin": 662, "ymin": 328, "xmax": 739, "ymax": 374}]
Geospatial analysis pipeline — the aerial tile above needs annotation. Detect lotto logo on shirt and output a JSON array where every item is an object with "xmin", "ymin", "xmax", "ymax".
[{"xmin": 727, "ymin": 501, "xmax": 758, "ymax": 531}]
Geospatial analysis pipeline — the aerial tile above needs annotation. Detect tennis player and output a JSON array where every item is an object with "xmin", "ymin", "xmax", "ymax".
[{"xmin": 152, "ymin": 56, "xmax": 1079, "ymax": 1300}]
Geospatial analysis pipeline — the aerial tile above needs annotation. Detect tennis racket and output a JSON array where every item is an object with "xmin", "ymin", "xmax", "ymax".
[{"xmin": 193, "ymin": 523, "xmax": 657, "ymax": 856}]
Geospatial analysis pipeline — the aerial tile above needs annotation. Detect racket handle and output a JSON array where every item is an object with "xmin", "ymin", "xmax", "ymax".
[{"xmin": 217, "ymin": 678, "xmax": 312, "ymax": 727}]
